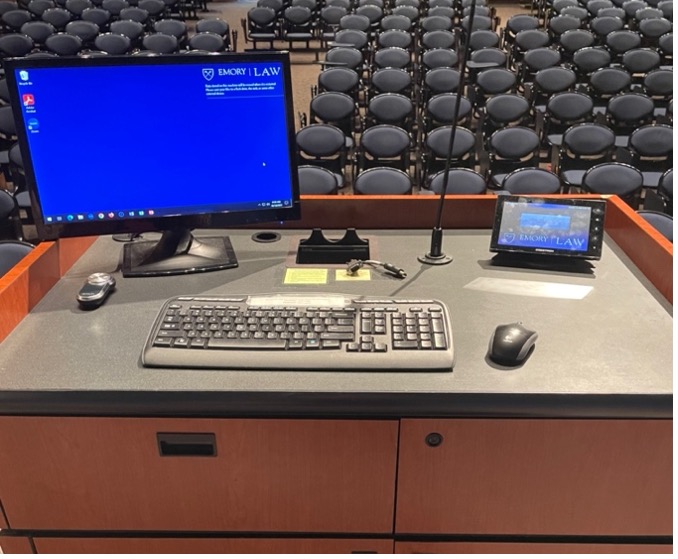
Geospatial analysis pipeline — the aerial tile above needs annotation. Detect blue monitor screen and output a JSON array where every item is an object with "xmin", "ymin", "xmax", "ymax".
[
  {"xmin": 6, "ymin": 53, "xmax": 300, "ymax": 276},
  {"xmin": 9, "ymin": 54, "xmax": 298, "ymax": 226}
]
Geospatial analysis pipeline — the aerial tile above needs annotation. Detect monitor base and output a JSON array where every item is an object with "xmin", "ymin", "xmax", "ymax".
[{"xmin": 122, "ymin": 229, "xmax": 238, "ymax": 277}]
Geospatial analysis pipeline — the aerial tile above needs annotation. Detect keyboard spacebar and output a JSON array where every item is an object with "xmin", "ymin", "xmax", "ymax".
[{"xmin": 207, "ymin": 338, "xmax": 288, "ymax": 350}]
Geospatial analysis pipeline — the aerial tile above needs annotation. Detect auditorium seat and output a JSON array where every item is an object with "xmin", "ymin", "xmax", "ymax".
[
  {"xmin": 425, "ymin": 167, "xmax": 487, "ymax": 194},
  {"xmin": 44, "ymin": 31, "xmax": 82, "ymax": 55},
  {"xmin": 625, "ymin": 123, "xmax": 673, "ymax": 190},
  {"xmin": 486, "ymin": 126, "xmax": 541, "ymax": 189},
  {"xmin": 422, "ymin": 125, "xmax": 477, "ymax": 178},
  {"xmin": 357, "ymin": 124, "xmax": 411, "ymax": 173},
  {"xmin": 0, "ymin": 188, "xmax": 22, "ymax": 241},
  {"xmin": 581, "ymin": 161, "xmax": 644, "ymax": 207},
  {"xmin": 0, "ymin": 239, "xmax": 33, "ymax": 278},
  {"xmin": 353, "ymin": 166, "xmax": 412, "ymax": 194},
  {"xmin": 557, "ymin": 122, "xmax": 616, "ymax": 192},
  {"xmin": 298, "ymin": 165, "xmax": 339, "ymax": 195},
  {"xmin": 245, "ymin": 6, "xmax": 278, "ymax": 49},
  {"xmin": 501, "ymin": 167, "xmax": 562, "ymax": 194},
  {"xmin": 637, "ymin": 210, "xmax": 673, "ymax": 241},
  {"xmin": 605, "ymin": 92, "xmax": 656, "ymax": 146},
  {"xmin": 296, "ymin": 123, "xmax": 350, "ymax": 189},
  {"xmin": 541, "ymin": 91, "xmax": 595, "ymax": 153}
]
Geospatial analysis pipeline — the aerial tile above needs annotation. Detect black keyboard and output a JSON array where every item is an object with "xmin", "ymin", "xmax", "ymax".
[{"xmin": 142, "ymin": 294, "xmax": 455, "ymax": 371}]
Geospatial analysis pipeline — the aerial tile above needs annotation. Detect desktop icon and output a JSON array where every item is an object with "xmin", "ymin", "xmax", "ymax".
[
  {"xmin": 19, "ymin": 70, "xmax": 29, "ymax": 81},
  {"xmin": 27, "ymin": 118, "xmax": 39, "ymax": 131},
  {"xmin": 22, "ymin": 93, "xmax": 35, "ymax": 106}
]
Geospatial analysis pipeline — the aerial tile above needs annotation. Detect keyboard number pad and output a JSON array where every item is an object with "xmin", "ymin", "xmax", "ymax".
[{"xmin": 391, "ymin": 306, "xmax": 447, "ymax": 350}]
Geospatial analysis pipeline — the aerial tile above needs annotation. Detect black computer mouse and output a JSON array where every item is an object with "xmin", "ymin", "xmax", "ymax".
[{"xmin": 488, "ymin": 322, "xmax": 538, "ymax": 366}]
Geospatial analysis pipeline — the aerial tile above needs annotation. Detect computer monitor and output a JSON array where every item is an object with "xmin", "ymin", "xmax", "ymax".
[{"xmin": 5, "ymin": 52, "xmax": 300, "ymax": 277}]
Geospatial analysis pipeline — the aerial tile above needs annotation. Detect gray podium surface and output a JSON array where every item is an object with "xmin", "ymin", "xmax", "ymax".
[{"xmin": 0, "ymin": 230, "xmax": 672, "ymax": 418}]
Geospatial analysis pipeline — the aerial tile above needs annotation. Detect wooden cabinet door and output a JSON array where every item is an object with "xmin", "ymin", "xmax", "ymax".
[
  {"xmin": 34, "ymin": 537, "xmax": 394, "ymax": 554},
  {"xmin": 0, "ymin": 417, "xmax": 398, "ymax": 533},
  {"xmin": 0, "ymin": 535, "xmax": 34, "ymax": 554},
  {"xmin": 396, "ymin": 419, "xmax": 672, "ymax": 536},
  {"xmin": 395, "ymin": 542, "xmax": 672, "ymax": 554}
]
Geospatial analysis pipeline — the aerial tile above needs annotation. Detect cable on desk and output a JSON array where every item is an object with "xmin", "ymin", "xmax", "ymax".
[{"xmin": 346, "ymin": 259, "xmax": 407, "ymax": 279}]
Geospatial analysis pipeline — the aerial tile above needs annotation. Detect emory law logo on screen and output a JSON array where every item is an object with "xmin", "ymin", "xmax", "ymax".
[{"xmin": 201, "ymin": 66, "xmax": 282, "ymax": 81}]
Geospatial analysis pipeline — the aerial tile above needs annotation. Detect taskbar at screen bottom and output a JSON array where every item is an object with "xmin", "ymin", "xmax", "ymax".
[{"xmin": 41, "ymin": 199, "xmax": 295, "ymax": 225}]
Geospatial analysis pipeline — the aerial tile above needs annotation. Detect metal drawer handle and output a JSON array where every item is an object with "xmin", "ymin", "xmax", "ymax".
[{"xmin": 157, "ymin": 432, "xmax": 217, "ymax": 457}]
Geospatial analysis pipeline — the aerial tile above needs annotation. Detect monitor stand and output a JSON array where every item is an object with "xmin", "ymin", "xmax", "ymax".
[
  {"xmin": 490, "ymin": 252, "xmax": 594, "ymax": 274},
  {"xmin": 122, "ymin": 228, "xmax": 238, "ymax": 277}
]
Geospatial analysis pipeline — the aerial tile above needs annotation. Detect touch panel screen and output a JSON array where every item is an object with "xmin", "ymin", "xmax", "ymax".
[{"xmin": 490, "ymin": 197, "xmax": 606, "ymax": 260}]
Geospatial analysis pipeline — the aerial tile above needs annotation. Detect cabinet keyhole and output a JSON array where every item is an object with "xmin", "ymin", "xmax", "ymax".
[{"xmin": 425, "ymin": 432, "xmax": 443, "ymax": 447}]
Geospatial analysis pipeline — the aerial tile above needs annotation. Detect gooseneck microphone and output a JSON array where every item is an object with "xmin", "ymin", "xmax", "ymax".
[{"xmin": 418, "ymin": 0, "xmax": 479, "ymax": 265}]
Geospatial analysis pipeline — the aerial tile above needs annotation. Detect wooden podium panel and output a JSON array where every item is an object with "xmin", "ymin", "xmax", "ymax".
[
  {"xmin": 0, "ymin": 417, "xmax": 398, "ymax": 533},
  {"xmin": 396, "ymin": 419, "xmax": 672, "ymax": 536},
  {"xmin": 395, "ymin": 542, "xmax": 672, "ymax": 554},
  {"xmin": 0, "ymin": 535, "xmax": 34, "ymax": 554},
  {"xmin": 34, "ymin": 537, "xmax": 394, "ymax": 554}
]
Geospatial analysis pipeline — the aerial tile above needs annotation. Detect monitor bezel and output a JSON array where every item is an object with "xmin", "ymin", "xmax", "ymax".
[
  {"xmin": 4, "ymin": 52, "xmax": 301, "ymax": 241},
  {"xmin": 489, "ymin": 196, "xmax": 606, "ymax": 260}
]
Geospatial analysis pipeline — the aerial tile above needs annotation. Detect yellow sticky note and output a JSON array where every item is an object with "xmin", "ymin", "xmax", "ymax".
[
  {"xmin": 284, "ymin": 268, "xmax": 328, "ymax": 284},
  {"xmin": 336, "ymin": 269, "xmax": 371, "ymax": 281}
]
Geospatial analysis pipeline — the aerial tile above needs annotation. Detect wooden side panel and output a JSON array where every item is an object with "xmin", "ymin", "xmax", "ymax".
[
  {"xmin": 26, "ymin": 242, "xmax": 60, "ymax": 311},
  {"xmin": 395, "ymin": 542, "xmax": 672, "ymax": 554},
  {"xmin": 57, "ymin": 236, "xmax": 97, "ymax": 276},
  {"xmin": 604, "ymin": 195, "xmax": 673, "ymax": 304},
  {"xmin": 293, "ymin": 195, "xmax": 498, "ymax": 230},
  {"xmin": 35, "ymin": 537, "xmax": 393, "ymax": 554},
  {"xmin": 0, "ymin": 535, "xmax": 33, "ymax": 554},
  {"xmin": 0, "ymin": 236, "xmax": 94, "ymax": 343},
  {"xmin": 396, "ymin": 419, "xmax": 672, "ymax": 536},
  {"xmin": 0, "ymin": 417, "xmax": 398, "ymax": 533},
  {"xmin": 0, "ymin": 243, "xmax": 50, "ymax": 342}
]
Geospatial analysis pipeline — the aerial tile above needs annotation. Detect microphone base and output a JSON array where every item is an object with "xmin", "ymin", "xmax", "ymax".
[{"xmin": 418, "ymin": 253, "xmax": 453, "ymax": 265}]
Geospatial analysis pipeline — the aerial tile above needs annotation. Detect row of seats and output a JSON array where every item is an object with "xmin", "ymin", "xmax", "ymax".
[
  {"xmin": 299, "ymin": 70, "xmax": 672, "ymax": 195},
  {"xmin": 0, "ymin": 0, "xmax": 229, "ymax": 58},
  {"xmin": 0, "ymin": 0, "xmax": 201, "ymax": 28},
  {"xmin": 290, "ymin": 0, "xmax": 671, "ymax": 201},
  {"xmin": 300, "ymin": 161, "xmax": 671, "ymax": 213},
  {"xmin": 297, "ymin": 119, "xmax": 672, "ymax": 201},
  {"xmin": 243, "ymin": 0, "xmax": 499, "ymax": 50}
]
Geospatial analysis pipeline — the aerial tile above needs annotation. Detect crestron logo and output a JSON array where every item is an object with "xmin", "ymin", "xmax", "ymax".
[{"xmin": 202, "ymin": 68, "xmax": 214, "ymax": 81}]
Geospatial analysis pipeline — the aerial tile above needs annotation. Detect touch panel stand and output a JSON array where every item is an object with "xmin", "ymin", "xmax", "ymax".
[{"xmin": 490, "ymin": 252, "xmax": 595, "ymax": 274}]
